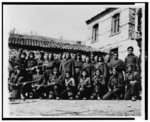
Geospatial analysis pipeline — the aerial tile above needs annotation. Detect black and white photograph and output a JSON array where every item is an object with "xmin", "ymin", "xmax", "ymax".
[{"xmin": 2, "ymin": 2, "xmax": 148, "ymax": 120}]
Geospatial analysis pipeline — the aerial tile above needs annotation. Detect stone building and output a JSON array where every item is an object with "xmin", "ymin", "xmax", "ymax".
[{"xmin": 85, "ymin": 8, "xmax": 142, "ymax": 60}]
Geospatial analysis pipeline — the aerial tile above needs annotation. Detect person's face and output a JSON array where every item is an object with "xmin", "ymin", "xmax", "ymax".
[
  {"xmin": 72, "ymin": 54, "xmax": 76, "ymax": 60},
  {"xmin": 16, "ymin": 69, "xmax": 21, "ymax": 74},
  {"xmin": 53, "ymin": 71, "xmax": 57, "ymax": 75},
  {"xmin": 113, "ymin": 54, "xmax": 118, "ymax": 60},
  {"xmin": 85, "ymin": 57, "xmax": 89, "ymax": 63},
  {"xmin": 94, "ymin": 56, "xmax": 97, "ymax": 62},
  {"xmin": 48, "ymin": 53, "xmax": 52, "ymax": 59},
  {"xmin": 98, "ymin": 57, "xmax": 103, "ymax": 62},
  {"xmin": 82, "ymin": 71, "xmax": 87, "ymax": 77},
  {"xmin": 66, "ymin": 73, "xmax": 70, "ymax": 78},
  {"xmin": 128, "ymin": 48, "xmax": 133, "ymax": 55},
  {"xmin": 36, "ymin": 69, "xmax": 40, "ymax": 74},
  {"xmin": 105, "ymin": 54, "xmax": 110, "ymax": 62},
  {"xmin": 29, "ymin": 54, "xmax": 33, "ymax": 59},
  {"xmin": 54, "ymin": 54, "xmax": 58, "ymax": 60},
  {"xmin": 66, "ymin": 53, "xmax": 69, "ymax": 59},
  {"xmin": 77, "ymin": 55, "xmax": 80, "ymax": 60},
  {"xmin": 96, "ymin": 70, "xmax": 100, "ymax": 76},
  {"xmin": 127, "ymin": 66, "xmax": 132, "ymax": 73},
  {"xmin": 91, "ymin": 54, "xmax": 94, "ymax": 59},
  {"xmin": 62, "ymin": 53, "xmax": 66, "ymax": 59},
  {"xmin": 112, "ymin": 68, "xmax": 117, "ymax": 75},
  {"xmin": 20, "ymin": 54, "xmax": 25, "ymax": 59},
  {"xmin": 44, "ymin": 54, "xmax": 48, "ymax": 60}
]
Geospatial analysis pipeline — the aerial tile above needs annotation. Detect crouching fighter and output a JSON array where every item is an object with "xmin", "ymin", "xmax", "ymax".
[
  {"xmin": 103, "ymin": 67, "xmax": 125, "ymax": 100},
  {"xmin": 91, "ymin": 69, "xmax": 106, "ymax": 100},
  {"xmin": 46, "ymin": 67, "xmax": 63, "ymax": 100},
  {"xmin": 75, "ymin": 70, "xmax": 92, "ymax": 100},
  {"xmin": 124, "ymin": 65, "xmax": 141, "ymax": 101},
  {"xmin": 64, "ymin": 71, "xmax": 76, "ymax": 99}
]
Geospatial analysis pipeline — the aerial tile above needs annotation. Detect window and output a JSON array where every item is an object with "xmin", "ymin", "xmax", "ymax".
[
  {"xmin": 92, "ymin": 23, "xmax": 99, "ymax": 43},
  {"xmin": 112, "ymin": 13, "xmax": 120, "ymax": 34}
]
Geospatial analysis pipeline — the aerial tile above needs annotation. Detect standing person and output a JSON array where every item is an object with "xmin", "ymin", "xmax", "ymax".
[
  {"xmin": 43, "ymin": 52, "xmax": 54, "ymax": 82},
  {"xmin": 103, "ymin": 67, "xmax": 125, "ymax": 100},
  {"xmin": 90, "ymin": 53, "xmax": 95, "ymax": 64},
  {"xmin": 31, "ymin": 67, "xmax": 46, "ymax": 99},
  {"xmin": 64, "ymin": 71, "xmax": 76, "ymax": 99},
  {"xmin": 36, "ymin": 51, "xmax": 44, "ymax": 72},
  {"xmin": 94, "ymin": 55, "xmax": 108, "ymax": 83},
  {"xmin": 26, "ymin": 52, "xmax": 37, "ymax": 81},
  {"xmin": 91, "ymin": 69, "xmax": 106, "ymax": 100},
  {"xmin": 109, "ymin": 52, "xmax": 125, "ymax": 74},
  {"xmin": 53, "ymin": 53, "xmax": 61, "ymax": 70},
  {"xmin": 59, "ymin": 52, "xmax": 75, "ymax": 80},
  {"xmin": 124, "ymin": 46, "xmax": 139, "ymax": 72},
  {"xmin": 82, "ymin": 56, "xmax": 94, "ymax": 79},
  {"xmin": 74, "ymin": 53, "xmax": 83, "ymax": 87},
  {"xmin": 75, "ymin": 70, "xmax": 92, "ymax": 99},
  {"xmin": 124, "ymin": 65, "xmax": 141, "ymax": 101},
  {"xmin": 46, "ymin": 68, "xmax": 63, "ymax": 99}
]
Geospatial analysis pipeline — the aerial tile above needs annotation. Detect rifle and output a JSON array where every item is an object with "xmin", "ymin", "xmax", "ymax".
[{"xmin": 8, "ymin": 80, "xmax": 38, "ymax": 86}]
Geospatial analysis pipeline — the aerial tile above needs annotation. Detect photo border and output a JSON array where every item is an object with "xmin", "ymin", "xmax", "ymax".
[{"xmin": 1, "ymin": 2, "xmax": 148, "ymax": 120}]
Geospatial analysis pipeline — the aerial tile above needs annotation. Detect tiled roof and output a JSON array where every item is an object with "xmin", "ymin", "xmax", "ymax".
[{"xmin": 9, "ymin": 34, "xmax": 103, "ymax": 53}]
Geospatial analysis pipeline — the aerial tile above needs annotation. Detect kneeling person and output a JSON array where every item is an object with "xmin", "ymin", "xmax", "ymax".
[
  {"xmin": 75, "ymin": 70, "xmax": 91, "ymax": 99},
  {"xmin": 47, "ymin": 68, "xmax": 63, "ymax": 100},
  {"xmin": 64, "ymin": 71, "xmax": 76, "ymax": 99},
  {"xmin": 103, "ymin": 67, "xmax": 125, "ymax": 100}
]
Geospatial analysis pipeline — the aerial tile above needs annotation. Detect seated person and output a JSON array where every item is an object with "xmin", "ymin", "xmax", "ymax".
[
  {"xmin": 103, "ymin": 67, "xmax": 125, "ymax": 100},
  {"xmin": 46, "ymin": 67, "xmax": 63, "ymax": 100},
  {"xmin": 75, "ymin": 70, "xmax": 92, "ymax": 100},
  {"xmin": 124, "ymin": 65, "xmax": 141, "ymax": 101},
  {"xmin": 64, "ymin": 71, "xmax": 76, "ymax": 99},
  {"xmin": 91, "ymin": 69, "xmax": 106, "ymax": 100}
]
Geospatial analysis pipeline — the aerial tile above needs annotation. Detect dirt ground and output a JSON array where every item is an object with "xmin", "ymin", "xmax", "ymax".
[{"xmin": 9, "ymin": 99, "xmax": 141, "ymax": 117}]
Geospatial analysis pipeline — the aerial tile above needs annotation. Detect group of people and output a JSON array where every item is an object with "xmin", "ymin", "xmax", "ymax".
[{"xmin": 8, "ymin": 46, "xmax": 141, "ymax": 101}]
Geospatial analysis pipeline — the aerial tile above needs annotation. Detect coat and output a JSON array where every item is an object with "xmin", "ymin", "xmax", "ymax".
[
  {"xmin": 108, "ymin": 73, "xmax": 124, "ymax": 90},
  {"xmin": 124, "ymin": 53, "xmax": 139, "ymax": 71},
  {"xmin": 92, "ymin": 75, "xmax": 106, "ymax": 86},
  {"xmin": 59, "ymin": 59, "xmax": 75, "ymax": 79},
  {"xmin": 109, "ymin": 59, "xmax": 125, "ymax": 72},
  {"xmin": 94, "ymin": 62, "xmax": 108, "ymax": 78},
  {"xmin": 82, "ymin": 62, "xmax": 94, "ymax": 78}
]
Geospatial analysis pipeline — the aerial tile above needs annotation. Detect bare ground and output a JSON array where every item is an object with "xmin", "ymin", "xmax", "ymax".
[{"xmin": 9, "ymin": 99, "xmax": 141, "ymax": 117}]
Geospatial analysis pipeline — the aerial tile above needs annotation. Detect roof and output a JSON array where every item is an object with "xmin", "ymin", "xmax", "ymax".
[
  {"xmin": 86, "ymin": 8, "xmax": 118, "ymax": 25},
  {"xmin": 8, "ymin": 34, "xmax": 104, "ymax": 53}
]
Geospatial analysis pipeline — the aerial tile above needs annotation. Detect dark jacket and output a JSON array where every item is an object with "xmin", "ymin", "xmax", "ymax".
[
  {"xmin": 59, "ymin": 59, "xmax": 75, "ymax": 79},
  {"xmin": 94, "ymin": 62, "xmax": 108, "ymax": 78},
  {"xmin": 125, "ymin": 53, "xmax": 139, "ymax": 71},
  {"xmin": 108, "ymin": 73, "xmax": 124, "ymax": 90}
]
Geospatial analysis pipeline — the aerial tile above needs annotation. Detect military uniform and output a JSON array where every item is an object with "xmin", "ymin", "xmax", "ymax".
[
  {"xmin": 9, "ymin": 73, "xmax": 24, "ymax": 99},
  {"xmin": 59, "ymin": 59, "xmax": 75, "ymax": 80},
  {"xmin": 46, "ymin": 74, "xmax": 63, "ymax": 99},
  {"xmin": 82, "ymin": 62, "xmax": 94, "ymax": 78},
  {"xmin": 94, "ymin": 62, "xmax": 108, "ymax": 80},
  {"xmin": 91, "ymin": 75, "xmax": 106, "ymax": 99},
  {"xmin": 32, "ymin": 74, "xmax": 46, "ymax": 98},
  {"xmin": 76, "ymin": 77, "xmax": 91, "ymax": 99},
  {"xmin": 124, "ymin": 71, "xmax": 141, "ymax": 100},
  {"xmin": 125, "ymin": 54, "xmax": 139, "ymax": 72},
  {"xmin": 109, "ymin": 59, "xmax": 125, "ymax": 73},
  {"xmin": 74, "ymin": 60, "xmax": 83, "ymax": 85},
  {"xmin": 103, "ymin": 73, "xmax": 125, "ymax": 100}
]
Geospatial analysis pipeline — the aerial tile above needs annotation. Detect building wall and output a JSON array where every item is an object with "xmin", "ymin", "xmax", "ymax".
[{"xmin": 86, "ymin": 8, "xmax": 140, "ymax": 60}]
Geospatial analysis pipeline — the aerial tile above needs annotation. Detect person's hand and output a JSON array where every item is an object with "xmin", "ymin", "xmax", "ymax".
[{"xmin": 108, "ymin": 88, "xmax": 111, "ymax": 92}]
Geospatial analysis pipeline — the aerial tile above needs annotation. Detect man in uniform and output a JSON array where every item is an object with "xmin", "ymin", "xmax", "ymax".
[
  {"xmin": 124, "ymin": 65, "xmax": 141, "ymax": 101},
  {"xmin": 103, "ymin": 67, "xmax": 125, "ymax": 100},
  {"xmin": 124, "ymin": 46, "xmax": 139, "ymax": 72}
]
